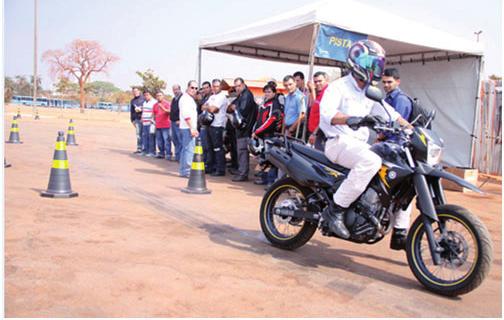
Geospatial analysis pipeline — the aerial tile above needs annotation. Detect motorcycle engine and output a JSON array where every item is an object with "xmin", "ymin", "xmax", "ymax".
[{"xmin": 345, "ymin": 188, "xmax": 383, "ymax": 243}]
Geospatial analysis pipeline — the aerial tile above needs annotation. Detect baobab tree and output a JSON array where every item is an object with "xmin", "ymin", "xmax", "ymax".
[{"xmin": 43, "ymin": 39, "xmax": 118, "ymax": 112}]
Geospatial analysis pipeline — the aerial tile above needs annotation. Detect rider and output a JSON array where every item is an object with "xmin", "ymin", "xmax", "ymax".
[{"xmin": 319, "ymin": 40, "xmax": 412, "ymax": 239}]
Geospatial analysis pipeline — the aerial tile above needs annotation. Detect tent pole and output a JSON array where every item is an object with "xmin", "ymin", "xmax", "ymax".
[
  {"xmin": 198, "ymin": 48, "xmax": 202, "ymax": 85},
  {"xmin": 302, "ymin": 23, "xmax": 320, "ymax": 142},
  {"xmin": 470, "ymin": 56, "xmax": 484, "ymax": 169}
]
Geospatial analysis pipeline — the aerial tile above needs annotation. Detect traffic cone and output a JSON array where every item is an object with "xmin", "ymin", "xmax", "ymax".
[
  {"xmin": 34, "ymin": 109, "xmax": 40, "ymax": 120},
  {"xmin": 5, "ymin": 158, "xmax": 11, "ymax": 168},
  {"xmin": 181, "ymin": 137, "xmax": 211, "ymax": 194},
  {"xmin": 6, "ymin": 116, "xmax": 22, "ymax": 144},
  {"xmin": 66, "ymin": 119, "xmax": 78, "ymax": 146},
  {"xmin": 40, "ymin": 131, "xmax": 78, "ymax": 198},
  {"xmin": 16, "ymin": 107, "xmax": 21, "ymax": 119}
]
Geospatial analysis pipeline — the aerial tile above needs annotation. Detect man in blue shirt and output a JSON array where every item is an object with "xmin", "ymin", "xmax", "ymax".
[
  {"xmin": 382, "ymin": 68, "xmax": 412, "ymax": 120},
  {"xmin": 283, "ymin": 75, "xmax": 306, "ymax": 139},
  {"xmin": 382, "ymin": 67, "xmax": 413, "ymax": 250}
]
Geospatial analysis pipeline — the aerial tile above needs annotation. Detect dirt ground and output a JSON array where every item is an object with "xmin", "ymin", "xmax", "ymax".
[{"xmin": 4, "ymin": 106, "xmax": 502, "ymax": 317}]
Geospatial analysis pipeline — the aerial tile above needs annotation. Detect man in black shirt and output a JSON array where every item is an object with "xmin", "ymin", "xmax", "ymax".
[
  {"xmin": 227, "ymin": 77, "xmax": 257, "ymax": 182},
  {"xmin": 170, "ymin": 84, "xmax": 183, "ymax": 161},
  {"xmin": 197, "ymin": 81, "xmax": 212, "ymax": 169},
  {"xmin": 130, "ymin": 87, "xmax": 145, "ymax": 153}
]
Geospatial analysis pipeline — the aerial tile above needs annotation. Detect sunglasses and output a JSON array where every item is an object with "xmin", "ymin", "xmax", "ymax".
[
  {"xmin": 382, "ymin": 81, "xmax": 393, "ymax": 84},
  {"xmin": 190, "ymin": 86, "xmax": 198, "ymax": 90}
]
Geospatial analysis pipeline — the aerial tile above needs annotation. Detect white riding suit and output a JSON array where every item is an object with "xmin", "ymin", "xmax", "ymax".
[{"xmin": 320, "ymin": 75, "xmax": 407, "ymax": 228}]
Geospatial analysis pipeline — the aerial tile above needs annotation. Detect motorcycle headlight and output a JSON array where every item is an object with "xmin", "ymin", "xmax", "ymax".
[{"xmin": 427, "ymin": 140, "xmax": 443, "ymax": 165}]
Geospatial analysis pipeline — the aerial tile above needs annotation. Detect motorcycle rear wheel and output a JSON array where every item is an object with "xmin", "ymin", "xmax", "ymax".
[
  {"xmin": 406, "ymin": 204, "xmax": 493, "ymax": 296},
  {"xmin": 260, "ymin": 177, "xmax": 318, "ymax": 250}
]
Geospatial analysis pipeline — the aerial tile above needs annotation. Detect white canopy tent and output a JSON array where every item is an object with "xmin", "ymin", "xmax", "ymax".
[{"xmin": 199, "ymin": 0, "xmax": 484, "ymax": 167}]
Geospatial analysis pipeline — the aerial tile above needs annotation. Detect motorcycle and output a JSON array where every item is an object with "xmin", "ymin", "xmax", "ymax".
[{"xmin": 259, "ymin": 86, "xmax": 493, "ymax": 296}]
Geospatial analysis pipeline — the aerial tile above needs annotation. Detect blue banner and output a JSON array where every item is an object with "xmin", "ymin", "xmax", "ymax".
[{"xmin": 314, "ymin": 24, "xmax": 367, "ymax": 62}]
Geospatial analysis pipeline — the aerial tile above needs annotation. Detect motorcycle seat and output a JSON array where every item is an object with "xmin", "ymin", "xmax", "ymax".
[{"xmin": 291, "ymin": 142, "xmax": 349, "ymax": 174}]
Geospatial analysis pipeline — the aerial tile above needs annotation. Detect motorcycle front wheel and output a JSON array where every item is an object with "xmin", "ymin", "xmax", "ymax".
[
  {"xmin": 406, "ymin": 204, "xmax": 493, "ymax": 296},
  {"xmin": 260, "ymin": 177, "xmax": 318, "ymax": 250}
]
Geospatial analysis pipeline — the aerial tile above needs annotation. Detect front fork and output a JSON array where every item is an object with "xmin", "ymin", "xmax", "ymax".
[{"xmin": 413, "ymin": 173, "xmax": 443, "ymax": 265}]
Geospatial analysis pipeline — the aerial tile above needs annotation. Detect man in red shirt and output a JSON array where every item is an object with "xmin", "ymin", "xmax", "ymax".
[
  {"xmin": 153, "ymin": 92, "xmax": 172, "ymax": 159},
  {"xmin": 307, "ymin": 71, "xmax": 329, "ymax": 151}
]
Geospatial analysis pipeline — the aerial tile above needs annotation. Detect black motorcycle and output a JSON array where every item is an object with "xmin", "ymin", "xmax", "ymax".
[{"xmin": 259, "ymin": 86, "xmax": 493, "ymax": 296}]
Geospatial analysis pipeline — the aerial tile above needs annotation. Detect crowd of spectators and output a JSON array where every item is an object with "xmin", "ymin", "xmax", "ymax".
[{"xmin": 130, "ymin": 71, "xmax": 330, "ymax": 186}]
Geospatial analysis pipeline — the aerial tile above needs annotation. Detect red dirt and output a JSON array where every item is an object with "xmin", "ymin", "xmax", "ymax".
[{"xmin": 4, "ymin": 106, "xmax": 502, "ymax": 317}]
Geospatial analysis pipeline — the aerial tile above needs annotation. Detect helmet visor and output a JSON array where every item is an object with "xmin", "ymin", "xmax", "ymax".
[{"xmin": 355, "ymin": 54, "xmax": 385, "ymax": 80}]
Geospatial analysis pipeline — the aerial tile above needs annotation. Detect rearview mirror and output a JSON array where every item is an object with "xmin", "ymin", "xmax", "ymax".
[{"xmin": 365, "ymin": 85, "xmax": 383, "ymax": 103}]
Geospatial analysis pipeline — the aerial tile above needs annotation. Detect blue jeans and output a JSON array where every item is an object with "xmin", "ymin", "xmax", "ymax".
[
  {"xmin": 134, "ymin": 120, "xmax": 142, "ymax": 151},
  {"xmin": 179, "ymin": 128, "xmax": 195, "ymax": 176},
  {"xmin": 142, "ymin": 125, "xmax": 155, "ymax": 155},
  {"xmin": 171, "ymin": 122, "xmax": 182, "ymax": 161},
  {"xmin": 156, "ymin": 128, "xmax": 172, "ymax": 158}
]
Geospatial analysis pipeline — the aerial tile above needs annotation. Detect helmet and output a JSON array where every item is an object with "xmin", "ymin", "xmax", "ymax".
[
  {"xmin": 231, "ymin": 109, "xmax": 247, "ymax": 130},
  {"xmin": 198, "ymin": 110, "xmax": 214, "ymax": 126},
  {"xmin": 347, "ymin": 40, "xmax": 386, "ymax": 83},
  {"xmin": 248, "ymin": 138, "xmax": 264, "ymax": 156}
]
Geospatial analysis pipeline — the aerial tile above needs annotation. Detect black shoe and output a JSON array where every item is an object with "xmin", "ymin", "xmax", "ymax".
[
  {"xmin": 210, "ymin": 172, "xmax": 225, "ymax": 176},
  {"xmin": 228, "ymin": 168, "xmax": 239, "ymax": 175},
  {"xmin": 133, "ymin": 150, "xmax": 142, "ymax": 154},
  {"xmin": 232, "ymin": 175, "xmax": 248, "ymax": 182},
  {"xmin": 324, "ymin": 205, "xmax": 350, "ymax": 239},
  {"xmin": 390, "ymin": 228, "xmax": 408, "ymax": 251}
]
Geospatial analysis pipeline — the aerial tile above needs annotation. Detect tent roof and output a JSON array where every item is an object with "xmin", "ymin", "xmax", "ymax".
[{"xmin": 200, "ymin": 0, "xmax": 483, "ymax": 65}]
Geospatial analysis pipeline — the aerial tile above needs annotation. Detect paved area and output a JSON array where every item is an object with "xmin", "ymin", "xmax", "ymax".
[{"xmin": 4, "ymin": 106, "xmax": 502, "ymax": 317}]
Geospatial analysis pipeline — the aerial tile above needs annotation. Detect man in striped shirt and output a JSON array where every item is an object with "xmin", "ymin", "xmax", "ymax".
[{"xmin": 141, "ymin": 90, "xmax": 157, "ymax": 157}]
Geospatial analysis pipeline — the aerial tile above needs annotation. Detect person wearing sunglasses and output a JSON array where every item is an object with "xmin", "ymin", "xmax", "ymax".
[
  {"xmin": 319, "ymin": 40, "xmax": 412, "ymax": 239},
  {"xmin": 178, "ymin": 80, "xmax": 200, "ymax": 178}
]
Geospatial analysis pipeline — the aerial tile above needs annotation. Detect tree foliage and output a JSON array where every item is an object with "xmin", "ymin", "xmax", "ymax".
[
  {"xmin": 85, "ymin": 81, "xmax": 121, "ymax": 100},
  {"xmin": 4, "ymin": 75, "xmax": 44, "ymax": 102},
  {"xmin": 135, "ymin": 69, "xmax": 166, "ymax": 95},
  {"xmin": 42, "ymin": 39, "xmax": 119, "ymax": 112},
  {"xmin": 54, "ymin": 76, "xmax": 80, "ymax": 98}
]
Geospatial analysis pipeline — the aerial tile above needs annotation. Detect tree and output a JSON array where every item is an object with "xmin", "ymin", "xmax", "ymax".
[
  {"xmin": 54, "ymin": 76, "xmax": 80, "ymax": 98},
  {"xmin": 135, "ymin": 69, "xmax": 166, "ymax": 95},
  {"xmin": 42, "ymin": 39, "xmax": 119, "ymax": 112},
  {"xmin": 4, "ymin": 76, "xmax": 15, "ymax": 102},
  {"xmin": 110, "ymin": 90, "xmax": 132, "ymax": 105},
  {"xmin": 85, "ymin": 81, "xmax": 120, "ymax": 100},
  {"xmin": 14, "ymin": 76, "xmax": 32, "ymax": 96}
]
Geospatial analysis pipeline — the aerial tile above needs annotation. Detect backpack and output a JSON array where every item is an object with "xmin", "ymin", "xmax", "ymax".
[{"xmin": 400, "ymin": 93, "xmax": 432, "ymax": 129}]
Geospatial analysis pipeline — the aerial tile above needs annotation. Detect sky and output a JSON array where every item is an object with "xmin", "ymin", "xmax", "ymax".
[{"xmin": 4, "ymin": 0, "xmax": 503, "ymax": 92}]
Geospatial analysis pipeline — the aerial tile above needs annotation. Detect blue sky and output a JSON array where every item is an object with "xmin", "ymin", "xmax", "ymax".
[{"xmin": 4, "ymin": 0, "xmax": 502, "ymax": 91}]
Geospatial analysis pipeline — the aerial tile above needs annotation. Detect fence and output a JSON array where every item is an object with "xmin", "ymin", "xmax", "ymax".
[{"xmin": 472, "ymin": 79, "xmax": 502, "ymax": 175}]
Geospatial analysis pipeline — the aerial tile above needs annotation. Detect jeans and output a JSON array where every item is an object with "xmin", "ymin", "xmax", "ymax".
[
  {"xmin": 156, "ymin": 127, "xmax": 172, "ymax": 158},
  {"xmin": 171, "ymin": 122, "xmax": 182, "ymax": 161},
  {"xmin": 179, "ymin": 128, "xmax": 195, "ymax": 177},
  {"xmin": 142, "ymin": 125, "xmax": 155, "ymax": 155},
  {"xmin": 134, "ymin": 120, "xmax": 142, "ymax": 151},
  {"xmin": 236, "ymin": 137, "xmax": 250, "ymax": 178},
  {"xmin": 207, "ymin": 126, "xmax": 225, "ymax": 174}
]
